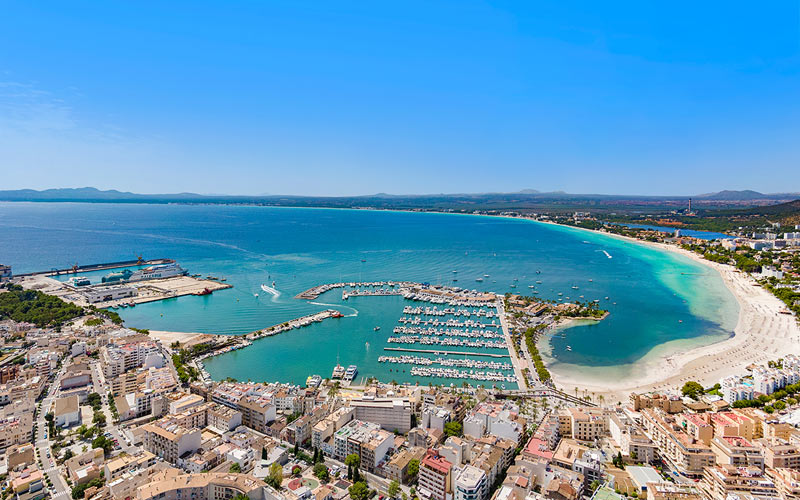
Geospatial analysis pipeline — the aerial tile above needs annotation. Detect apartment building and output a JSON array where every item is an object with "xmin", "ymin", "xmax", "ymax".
[
  {"xmin": 386, "ymin": 446, "xmax": 427, "ymax": 484},
  {"xmin": 101, "ymin": 338, "xmax": 161, "ymax": 378},
  {"xmin": 142, "ymin": 420, "xmax": 202, "ymax": 463},
  {"xmin": 351, "ymin": 397, "xmax": 412, "ymax": 434},
  {"xmin": 608, "ymin": 412, "xmax": 656, "ymax": 463},
  {"xmin": 675, "ymin": 414, "xmax": 713, "ymax": 446},
  {"xmin": 207, "ymin": 404, "xmax": 242, "ymax": 433},
  {"xmin": 708, "ymin": 411, "xmax": 757, "ymax": 440},
  {"xmin": 709, "ymin": 436, "xmax": 764, "ymax": 470},
  {"xmin": 463, "ymin": 401, "xmax": 524, "ymax": 444},
  {"xmin": 418, "ymin": 450, "xmax": 453, "ymax": 500},
  {"xmin": 312, "ymin": 406, "xmax": 355, "ymax": 453},
  {"xmin": 640, "ymin": 409, "xmax": 716, "ymax": 477},
  {"xmin": 237, "ymin": 396, "xmax": 277, "ymax": 433},
  {"xmin": 757, "ymin": 437, "xmax": 800, "ymax": 469},
  {"xmin": 767, "ymin": 468, "xmax": 800, "ymax": 499},
  {"xmin": 559, "ymin": 407, "xmax": 608, "ymax": 443},
  {"xmin": 0, "ymin": 417, "xmax": 29, "ymax": 453},
  {"xmin": 332, "ymin": 419, "xmax": 392, "ymax": 472},
  {"xmin": 630, "ymin": 393, "xmax": 684, "ymax": 414},
  {"xmin": 453, "ymin": 465, "xmax": 488, "ymax": 500},
  {"xmin": 103, "ymin": 450, "xmax": 157, "ymax": 480},
  {"xmin": 136, "ymin": 470, "xmax": 267, "ymax": 500},
  {"xmin": 700, "ymin": 465, "xmax": 778, "ymax": 499}
]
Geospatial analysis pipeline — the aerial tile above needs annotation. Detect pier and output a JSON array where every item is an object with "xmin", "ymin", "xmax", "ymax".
[
  {"xmin": 295, "ymin": 280, "xmax": 497, "ymax": 305},
  {"xmin": 383, "ymin": 347, "xmax": 509, "ymax": 358},
  {"xmin": 245, "ymin": 309, "xmax": 343, "ymax": 341},
  {"xmin": 17, "ymin": 257, "xmax": 175, "ymax": 277}
]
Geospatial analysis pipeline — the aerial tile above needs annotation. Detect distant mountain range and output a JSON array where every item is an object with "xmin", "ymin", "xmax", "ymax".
[
  {"xmin": 694, "ymin": 189, "xmax": 800, "ymax": 201},
  {"xmin": 0, "ymin": 187, "xmax": 798, "ymax": 213}
]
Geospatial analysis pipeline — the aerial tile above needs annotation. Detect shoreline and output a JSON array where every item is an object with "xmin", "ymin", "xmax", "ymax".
[
  {"xmin": 91, "ymin": 205, "xmax": 797, "ymax": 396},
  {"xmin": 528, "ymin": 221, "xmax": 800, "ymax": 402}
]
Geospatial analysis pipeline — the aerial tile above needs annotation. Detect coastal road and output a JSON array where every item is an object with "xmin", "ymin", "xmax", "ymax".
[{"xmin": 497, "ymin": 300, "xmax": 530, "ymax": 388}]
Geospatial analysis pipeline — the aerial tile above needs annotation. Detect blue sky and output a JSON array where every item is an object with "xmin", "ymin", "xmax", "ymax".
[{"xmin": 1, "ymin": 1, "xmax": 799, "ymax": 196}]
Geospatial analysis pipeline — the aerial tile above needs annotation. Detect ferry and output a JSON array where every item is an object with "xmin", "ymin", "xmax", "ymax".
[
  {"xmin": 332, "ymin": 364, "xmax": 345, "ymax": 379},
  {"xmin": 344, "ymin": 365, "xmax": 358, "ymax": 381},
  {"xmin": 129, "ymin": 263, "xmax": 187, "ymax": 282}
]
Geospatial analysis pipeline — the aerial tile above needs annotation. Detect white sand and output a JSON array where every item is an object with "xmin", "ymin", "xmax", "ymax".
[
  {"xmin": 539, "ymin": 229, "xmax": 800, "ymax": 403},
  {"xmin": 148, "ymin": 330, "xmax": 216, "ymax": 345}
]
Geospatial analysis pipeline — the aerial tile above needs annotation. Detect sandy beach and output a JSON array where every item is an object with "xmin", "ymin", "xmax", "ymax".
[
  {"xmin": 148, "ymin": 330, "xmax": 218, "ymax": 347},
  {"xmin": 536, "ymin": 224, "xmax": 800, "ymax": 403}
]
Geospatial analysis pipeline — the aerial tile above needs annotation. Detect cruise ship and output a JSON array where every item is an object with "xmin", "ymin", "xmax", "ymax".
[
  {"xmin": 129, "ymin": 263, "xmax": 187, "ymax": 282},
  {"xmin": 343, "ymin": 365, "xmax": 358, "ymax": 382}
]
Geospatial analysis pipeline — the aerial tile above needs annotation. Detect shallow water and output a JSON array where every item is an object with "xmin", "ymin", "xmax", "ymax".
[{"xmin": 0, "ymin": 203, "xmax": 737, "ymax": 386}]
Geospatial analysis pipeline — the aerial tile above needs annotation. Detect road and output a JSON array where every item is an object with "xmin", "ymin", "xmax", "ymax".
[
  {"xmin": 89, "ymin": 361, "xmax": 136, "ymax": 454},
  {"xmin": 496, "ymin": 300, "xmax": 529, "ymax": 388},
  {"xmin": 35, "ymin": 365, "xmax": 71, "ymax": 499}
]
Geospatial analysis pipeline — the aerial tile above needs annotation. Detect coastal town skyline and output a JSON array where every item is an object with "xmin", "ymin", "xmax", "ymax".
[{"xmin": 3, "ymin": 3, "xmax": 800, "ymax": 500}]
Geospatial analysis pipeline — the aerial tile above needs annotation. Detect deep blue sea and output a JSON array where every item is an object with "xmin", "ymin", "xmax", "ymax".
[{"xmin": 0, "ymin": 203, "xmax": 737, "ymax": 387}]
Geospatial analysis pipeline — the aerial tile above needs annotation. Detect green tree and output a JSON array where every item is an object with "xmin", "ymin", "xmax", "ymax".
[
  {"xmin": 266, "ymin": 462, "xmax": 283, "ymax": 489},
  {"xmin": 345, "ymin": 453, "xmax": 360, "ymax": 479},
  {"xmin": 681, "ymin": 381, "xmax": 704, "ymax": 400},
  {"xmin": 349, "ymin": 481, "xmax": 371, "ymax": 500},
  {"xmin": 91, "ymin": 435, "xmax": 113, "ymax": 456},
  {"xmin": 71, "ymin": 477, "xmax": 104, "ymax": 499},
  {"xmin": 388, "ymin": 480, "xmax": 400, "ymax": 499},
  {"xmin": 229, "ymin": 462, "xmax": 241, "ymax": 473},
  {"xmin": 589, "ymin": 480, "xmax": 600, "ymax": 493},
  {"xmin": 93, "ymin": 411, "xmax": 107, "ymax": 427},
  {"xmin": 314, "ymin": 463, "xmax": 330, "ymax": 482},
  {"xmin": 345, "ymin": 453, "xmax": 361, "ymax": 468},
  {"xmin": 407, "ymin": 459, "xmax": 420, "ymax": 481},
  {"xmin": 443, "ymin": 421, "xmax": 462, "ymax": 438}
]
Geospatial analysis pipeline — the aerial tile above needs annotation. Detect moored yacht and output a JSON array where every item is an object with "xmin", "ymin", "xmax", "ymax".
[{"xmin": 344, "ymin": 365, "xmax": 358, "ymax": 381}]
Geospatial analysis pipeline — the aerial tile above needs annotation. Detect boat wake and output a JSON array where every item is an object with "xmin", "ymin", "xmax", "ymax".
[
  {"xmin": 260, "ymin": 284, "xmax": 282, "ymax": 302},
  {"xmin": 308, "ymin": 301, "xmax": 359, "ymax": 317},
  {"xmin": 601, "ymin": 250, "xmax": 612, "ymax": 259}
]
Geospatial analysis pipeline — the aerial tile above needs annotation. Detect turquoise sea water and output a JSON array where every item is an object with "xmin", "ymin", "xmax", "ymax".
[{"xmin": 0, "ymin": 203, "xmax": 738, "ymax": 386}]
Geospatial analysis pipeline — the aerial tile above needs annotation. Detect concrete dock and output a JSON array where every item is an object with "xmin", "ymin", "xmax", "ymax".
[{"xmin": 383, "ymin": 347, "xmax": 509, "ymax": 358}]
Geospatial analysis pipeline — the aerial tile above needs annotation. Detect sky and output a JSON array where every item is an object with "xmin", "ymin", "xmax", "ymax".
[{"xmin": 1, "ymin": 2, "xmax": 799, "ymax": 196}]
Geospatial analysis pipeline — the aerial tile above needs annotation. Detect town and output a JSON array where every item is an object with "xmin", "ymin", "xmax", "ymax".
[{"xmin": 1, "ymin": 283, "xmax": 800, "ymax": 500}]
